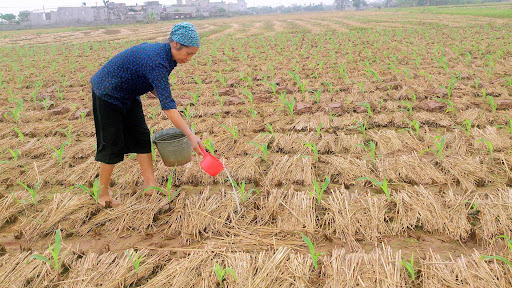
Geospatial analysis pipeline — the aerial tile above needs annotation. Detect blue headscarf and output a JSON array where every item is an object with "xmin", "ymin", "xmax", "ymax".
[{"xmin": 169, "ymin": 22, "xmax": 200, "ymax": 48}]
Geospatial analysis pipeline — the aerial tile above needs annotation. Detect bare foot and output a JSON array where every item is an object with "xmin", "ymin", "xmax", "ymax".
[{"xmin": 98, "ymin": 195, "xmax": 121, "ymax": 207}]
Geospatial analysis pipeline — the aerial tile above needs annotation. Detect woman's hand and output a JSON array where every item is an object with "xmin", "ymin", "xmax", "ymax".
[{"xmin": 187, "ymin": 134, "xmax": 205, "ymax": 157}]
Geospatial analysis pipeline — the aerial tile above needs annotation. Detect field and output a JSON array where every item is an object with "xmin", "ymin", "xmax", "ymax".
[{"xmin": 1, "ymin": 6, "xmax": 512, "ymax": 287}]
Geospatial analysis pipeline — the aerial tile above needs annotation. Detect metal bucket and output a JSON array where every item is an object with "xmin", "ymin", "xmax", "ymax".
[{"xmin": 152, "ymin": 128, "xmax": 192, "ymax": 167}]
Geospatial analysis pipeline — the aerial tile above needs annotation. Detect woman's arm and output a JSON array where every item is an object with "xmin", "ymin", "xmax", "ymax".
[{"xmin": 163, "ymin": 108, "xmax": 204, "ymax": 156}]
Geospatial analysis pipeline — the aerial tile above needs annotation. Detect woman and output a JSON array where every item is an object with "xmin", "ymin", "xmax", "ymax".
[{"xmin": 90, "ymin": 22, "xmax": 204, "ymax": 207}]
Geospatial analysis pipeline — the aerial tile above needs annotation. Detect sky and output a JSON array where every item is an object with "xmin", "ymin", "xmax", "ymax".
[{"xmin": 0, "ymin": 0, "xmax": 334, "ymax": 15}]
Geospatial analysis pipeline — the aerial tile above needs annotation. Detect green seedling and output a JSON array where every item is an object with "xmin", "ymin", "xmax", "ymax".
[
  {"xmin": 299, "ymin": 232, "xmax": 324, "ymax": 270},
  {"xmin": 213, "ymin": 85, "xmax": 226, "ymax": 106},
  {"xmin": 18, "ymin": 179, "xmax": 42, "ymax": 205},
  {"xmin": 420, "ymin": 136, "xmax": 445, "ymax": 160},
  {"xmin": 278, "ymin": 92, "xmax": 295, "ymax": 116},
  {"xmin": 477, "ymin": 139, "xmax": 494, "ymax": 160},
  {"xmin": 435, "ymin": 98, "xmax": 454, "ymax": 114},
  {"xmin": 461, "ymin": 119, "xmax": 472, "ymax": 136},
  {"xmin": 241, "ymin": 87, "xmax": 254, "ymax": 105},
  {"xmin": 404, "ymin": 119, "xmax": 420, "ymax": 137},
  {"xmin": 357, "ymin": 177, "xmax": 390, "ymax": 201},
  {"xmin": 243, "ymin": 105, "xmax": 258, "ymax": 118},
  {"xmin": 399, "ymin": 100, "xmax": 413, "ymax": 116},
  {"xmin": 148, "ymin": 106, "xmax": 159, "ymax": 120},
  {"xmin": 497, "ymin": 115, "xmax": 512, "ymax": 134},
  {"xmin": 4, "ymin": 99, "xmax": 23, "ymax": 123},
  {"xmin": 309, "ymin": 89, "xmax": 322, "ymax": 104},
  {"xmin": 485, "ymin": 95, "xmax": 497, "ymax": 113},
  {"xmin": 311, "ymin": 176, "xmax": 330, "ymax": 204},
  {"xmin": 125, "ymin": 249, "xmax": 144, "ymax": 279},
  {"xmin": 204, "ymin": 139, "xmax": 215, "ymax": 155},
  {"xmin": 398, "ymin": 253, "xmax": 416, "ymax": 281},
  {"xmin": 47, "ymin": 142, "xmax": 68, "ymax": 167},
  {"xmin": 248, "ymin": 141, "xmax": 268, "ymax": 162},
  {"xmin": 355, "ymin": 141, "xmax": 379, "ymax": 163},
  {"xmin": 480, "ymin": 235, "xmax": 512, "ymax": 269},
  {"xmin": 221, "ymin": 124, "xmax": 239, "ymax": 140},
  {"xmin": 440, "ymin": 79, "xmax": 457, "ymax": 99},
  {"xmin": 263, "ymin": 80, "xmax": 278, "ymax": 94},
  {"xmin": 358, "ymin": 81, "xmax": 365, "ymax": 94},
  {"xmin": 357, "ymin": 102, "xmax": 373, "ymax": 117},
  {"xmin": 261, "ymin": 123, "xmax": 275, "ymax": 138},
  {"xmin": 40, "ymin": 98, "xmax": 54, "ymax": 110},
  {"xmin": 75, "ymin": 178, "xmax": 101, "ymax": 203},
  {"xmin": 316, "ymin": 123, "xmax": 323, "ymax": 137},
  {"xmin": 13, "ymin": 127, "xmax": 24, "ymax": 142},
  {"xmin": 231, "ymin": 179, "xmax": 259, "ymax": 202},
  {"xmin": 213, "ymin": 262, "xmax": 237, "ymax": 288},
  {"xmin": 57, "ymin": 125, "xmax": 76, "ymax": 143},
  {"xmin": 144, "ymin": 167, "xmax": 182, "ymax": 202},
  {"xmin": 181, "ymin": 104, "xmax": 194, "ymax": 121},
  {"xmin": 355, "ymin": 120, "xmax": 368, "ymax": 137},
  {"xmin": 9, "ymin": 148, "xmax": 20, "ymax": 166},
  {"xmin": 303, "ymin": 142, "xmax": 319, "ymax": 162},
  {"xmin": 186, "ymin": 91, "xmax": 200, "ymax": 106},
  {"xmin": 28, "ymin": 229, "xmax": 64, "ymax": 281}
]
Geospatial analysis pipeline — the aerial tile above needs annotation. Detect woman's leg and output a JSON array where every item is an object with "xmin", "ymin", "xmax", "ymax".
[
  {"xmin": 137, "ymin": 153, "xmax": 157, "ymax": 195},
  {"xmin": 98, "ymin": 163, "xmax": 121, "ymax": 207}
]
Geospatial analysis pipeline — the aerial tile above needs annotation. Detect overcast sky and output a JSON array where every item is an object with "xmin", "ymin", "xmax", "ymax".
[{"xmin": 1, "ymin": 0, "xmax": 334, "ymax": 15}]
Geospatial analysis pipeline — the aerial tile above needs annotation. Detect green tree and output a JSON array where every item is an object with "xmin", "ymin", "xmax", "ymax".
[{"xmin": 0, "ymin": 13, "xmax": 16, "ymax": 22}]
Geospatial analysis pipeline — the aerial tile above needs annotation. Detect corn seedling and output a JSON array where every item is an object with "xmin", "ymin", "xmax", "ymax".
[
  {"xmin": 213, "ymin": 85, "xmax": 226, "ymax": 106},
  {"xmin": 278, "ymin": 92, "xmax": 295, "ymax": 116},
  {"xmin": 48, "ymin": 142, "xmax": 68, "ymax": 167},
  {"xmin": 309, "ymin": 89, "xmax": 322, "ymax": 104},
  {"xmin": 186, "ymin": 91, "xmax": 200, "ymax": 106},
  {"xmin": 144, "ymin": 168, "xmax": 182, "ymax": 202},
  {"xmin": 57, "ymin": 125, "xmax": 76, "ymax": 143},
  {"xmin": 232, "ymin": 179, "xmax": 259, "ymax": 202},
  {"xmin": 181, "ymin": 104, "xmax": 194, "ymax": 121},
  {"xmin": 420, "ymin": 136, "xmax": 445, "ymax": 160},
  {"xmin": 248, "ymin": 141, "xmax": 268, "ymax": 162},
  {"xmin": 40, "ymin": 98, "xmax": 54, "ymax": 110},
  {"xmin": 261, "ymin": 123, "xmax": 275, "ymax": 138},
  {"xmin": 204, "ymin": 139, "xmax": 215, "ymax": 155},
  {"xmin": 440, "ymin": 79, "xmax": 457, "ymax": 99},
  {"xmin": 148, "ymin": 106, "xmax": 158, "ymax": 120},
  {"xmin": 13, "ymin": 127, "xmax": 24, "ymax": 142},
  {"xmin": 303, "ymin": 142, "xmax": 319, "ymax": 162},
  {"xmin": 221, "ymin": 124, "xmax": 239, "ymax": 140},
  {"xmin": 357, "ymin": 102, "xmax": 373, "ymax": 117},
  {"xmin": 485, "ymin": 95, "xmax": 497, "ymax": 113},
  {"xmin": 4, "ymin": 99, "xmax": 23, "ymax": 123},
  {"xmin": 480, "ymin": 235, "xmax": 512, "ymax": 270},
  {"xmin": 9, "ymin": 148, "xmax": 20, "ymax": 166},
  {"xmin": 28, "ymin": 229, "xmax": 64, "ymax": 281},
  {"xmin": 213, "ymin": 262, "xmax": 237, "ymax": 288},
  {"xmin": 263, "ymin": 80, "xmax": 278, "ymax": 94},
  {"xmin": 358, "ymin": 81, "xmax": 365, "ymax": 93},
  {"xmin": 216, "ymin": 70, "xmax": 228, "ymax": 86},
  {"xmin": 355, "ymin": 141, "xmax": 379, "ymax": 163},
  {"xmin": 404, "ymin": 119, "xmax": 420, "ymax": 137},
  {"xmin": 398, "ymin": 100, "xmax": 413, "ymax": 116},
  {"xmin": 461, "ymin": 119, "xmax": 472, "ymax": 136},
  {"xmin": 357, "ymin": 177, "xmax": 390, "ymax": 201},
  {"xmin": 75, "ymin": 178, "xmax": 101, "ymax": 203},
  {"xmin": 125, "ymin": 249, "xmax": 144, "ymax": 279},
  {"xmin": 299, "ymin": 232, "xmax": 324, "ymax": 270},
  {"xmin": 316, "ymin": 123, "xmax": 323, "ymax": 137},
  {"xmin": 398, "ymin": 253, "xmax": 416, "ymax": 281},
  {"xmin": 477, "ymin": 139, "xmax": 494, "ymax": 160},
  {"xmin": 435, "ymin": 98, "xmax": 454, "ymax": 114},
  {"xmin": 355, "ymin": 120, "xmax": 368, "ymax": 137},
  {"xmin": 18, "ymin": 179, "xmax": 42, "ymax": 205},
  {"xmin": 311, "ymin": 176, "xmax": 330, "ymax": 204},
  {"xmin": 497, "ymin": 115, "xmax": 512, "ymax": 134}
]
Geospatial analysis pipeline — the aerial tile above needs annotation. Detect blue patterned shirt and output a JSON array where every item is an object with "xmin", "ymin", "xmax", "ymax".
[{"xmin": 91, "ymin": 42, "xmax": 178, "ymax": 111}]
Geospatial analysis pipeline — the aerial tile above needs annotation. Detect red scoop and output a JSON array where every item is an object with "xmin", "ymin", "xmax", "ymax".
[{"xmin": 199, "ymin": 147, "xmax": 224, "ymax": 177}]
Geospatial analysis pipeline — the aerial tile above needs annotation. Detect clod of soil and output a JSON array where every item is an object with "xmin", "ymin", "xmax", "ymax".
[
  {"xmin": 495, "ymin": 98, "xmax": 512, "ymax": 110},
  {"xmin": 417, "ymin": 100, "xmax": 448, "ymax": 112},
  {"xmin": 49, "ymin": 106, "xmax": 70, "ymax": 116},
  {"xmin": 353, "ymin": 101, "xmax": 376, "ymax": 113},
  {"xmin": 326, "ymin": 103, "xmax": 343, "ymax": 114},
  {"xmin": 377, "ymin": 81, "xmax": 402, "ymax": 91},
  {"xmin": 423, "ymin": 87, "xmax": 447, "ymax": 98},
  {"xmin": 73, "ymin": 108, "xmax": 91, "ymax": 119},
  {"xmin": 226, "ymin": 79, "xmax": 238, "ymax": 87},
  {"xmin": 224, "ymin": 96, "xmax": 243, "ymax": 105},
  {"xmin": 276, "ymin": 85, "xmax": 294, "ymax": 94},
  {"xmin": 217, "ymin": 88, "xmax": 234, "ymax": 96},
  {"xmin": 295, "ymin": 102, "xmax": 312, "ymax": 115}
]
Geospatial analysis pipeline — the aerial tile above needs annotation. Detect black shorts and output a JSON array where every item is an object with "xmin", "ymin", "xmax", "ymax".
[{"xmin": 92, "ymin": 90, "xmax": 151, "ymax": 164}]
